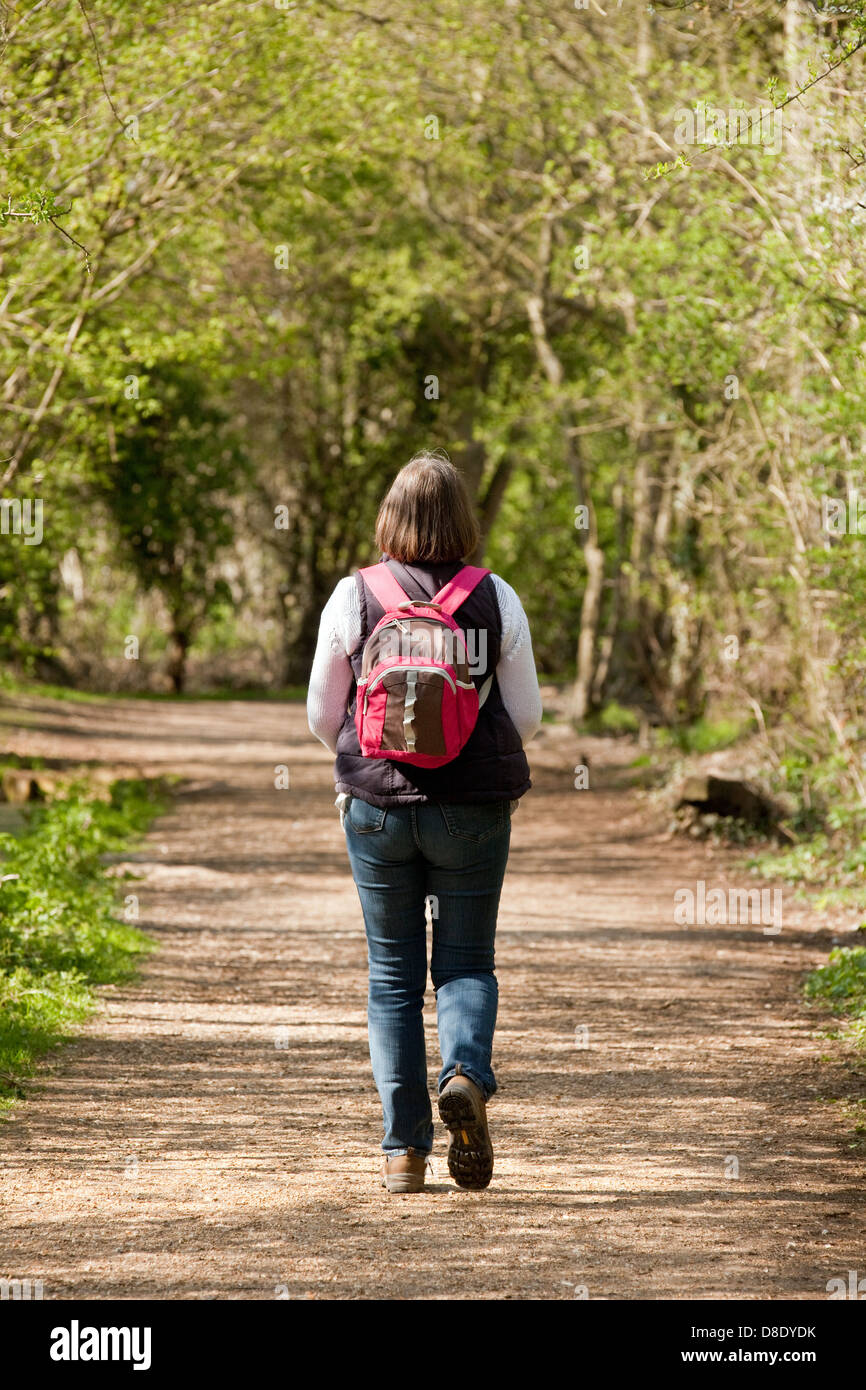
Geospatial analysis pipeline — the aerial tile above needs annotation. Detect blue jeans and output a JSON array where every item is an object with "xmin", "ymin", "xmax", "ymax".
[{"xmin": 343, "ymin": 795, "xmax": 512, "ymax": 1156}]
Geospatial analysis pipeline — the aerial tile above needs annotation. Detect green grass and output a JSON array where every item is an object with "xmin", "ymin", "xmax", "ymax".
[
  {"xmin": 806, "ymin": 946, "xmax": 866, "ymax": 1050},
  {"xmin": 745, "ymin": 772, "xmax": 866, "ymax": 1055},
  {"xmin": 749, "ymin": 829, "xmax": 866, "ymax": 913},
  {"xmin": 0, "ymin": 778, "xmax": 167, "ymax": 1111},
  {"xmin": 0, "ymin": 675, "xmax": 308, "ymax": 703},
  {"xmin": 654, "ymin": 716, "xmax": 752, "ymax": 755},
  {"xmin": 582, "ymin": 701, "xmax": 641, "ymax": 735}
]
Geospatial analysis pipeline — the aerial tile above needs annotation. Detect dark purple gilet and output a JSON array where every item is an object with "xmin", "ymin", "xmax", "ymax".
[{"xmin": 334, "ymin": 555, "xmax": 531, "ymax": 808}]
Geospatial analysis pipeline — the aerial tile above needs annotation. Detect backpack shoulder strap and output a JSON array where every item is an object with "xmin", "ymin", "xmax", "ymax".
[
  {"xmin": 433, "ymin": 564, "xmax": 490, "ymax": 617},
  {"xmin": 358, "ymin": 563, "xmax": 409, "ymax": 613}
]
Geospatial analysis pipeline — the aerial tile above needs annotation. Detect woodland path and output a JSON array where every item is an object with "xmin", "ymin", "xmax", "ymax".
[{"xmin": 0, "ymin": 695, "xmax": 862, "ymax": 1300}]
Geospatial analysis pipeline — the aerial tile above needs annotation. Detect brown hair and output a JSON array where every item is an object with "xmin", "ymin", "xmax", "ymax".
[{"xmin": 374, "ymin": 451, "xmax": 481, "ymax": 563}]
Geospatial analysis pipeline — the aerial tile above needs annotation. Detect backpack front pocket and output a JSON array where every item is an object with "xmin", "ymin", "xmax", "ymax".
[{"xmin": 359, "ymin": 665, "xmax": 459, "ymax": 758}]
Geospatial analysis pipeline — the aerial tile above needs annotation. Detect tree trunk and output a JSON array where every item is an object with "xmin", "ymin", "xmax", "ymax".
[
  {"xmin": 590, "ymin": 476, "xmax": 626, "ymax": 705},
  {"xmin": 567, "ymin": 437, "xmax": 605, "ymax": 723},
  {"xmin": 167, "ymin": 630, "xmax": 190, "ymax": 694},
  {"xmin": 473, "ymin": 455, "xmax": 515, "ymax": 561},
  {"xmin": 283, "ymin": 582, "xmax": 332, "ymax": 686},
  {"xmin": 569, "ymin": 531, "xmax": 605, "ymax": 724},
  {"xmin": 525, "ymin": 273, "xmax": 605, "ymax": 723}
]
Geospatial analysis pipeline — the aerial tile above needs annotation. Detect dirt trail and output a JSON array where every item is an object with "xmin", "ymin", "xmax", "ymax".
[{"xmin": 0, "ymin": 695, "xmax": 863, "ymax": 1300}]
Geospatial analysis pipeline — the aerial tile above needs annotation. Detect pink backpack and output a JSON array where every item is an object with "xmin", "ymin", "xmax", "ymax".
[{"xmin": 354, "ymin": 563, "xmax": 493, "ymax": 767}]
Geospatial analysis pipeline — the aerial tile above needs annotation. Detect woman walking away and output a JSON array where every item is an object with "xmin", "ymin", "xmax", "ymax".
[{"xmin": 307, "ymin": 452, "xmax": 542, "ymax": 1194}]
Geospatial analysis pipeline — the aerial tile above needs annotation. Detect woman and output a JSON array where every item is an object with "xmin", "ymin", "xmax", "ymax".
[{"xmin": 307, "ymin": 452, "xmax": 542, "ymax": 1193}]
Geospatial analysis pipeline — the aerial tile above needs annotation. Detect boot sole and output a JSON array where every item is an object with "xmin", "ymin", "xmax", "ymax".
[{"xmin": 438, "ymin": 1086, "xmax": 493, "ymax": 1190}]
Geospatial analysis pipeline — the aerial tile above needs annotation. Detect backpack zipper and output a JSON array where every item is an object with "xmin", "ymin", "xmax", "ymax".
[
  {"xmin": 367, "ymin": 617, "xmax": 468, "ymax": 660},
  {"xmin": 362, "ymin": 663, "xmax": 457, "ymax": 716}
]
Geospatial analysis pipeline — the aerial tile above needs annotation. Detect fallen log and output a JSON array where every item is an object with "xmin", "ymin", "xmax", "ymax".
[{"xmin": 677, "ymin": 774, "xmax": 780, "ymax": 828}]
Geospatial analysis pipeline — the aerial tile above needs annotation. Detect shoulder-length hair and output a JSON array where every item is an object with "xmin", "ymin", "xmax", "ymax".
[{"xmin": 374, "ymin": 451, "xmax": 481, "ymax": 563}]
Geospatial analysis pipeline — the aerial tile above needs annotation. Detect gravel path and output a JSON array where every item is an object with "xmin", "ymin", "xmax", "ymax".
[{"xmin": 0, "ymin": 695, "xmax": 863, "ymax": 1300}]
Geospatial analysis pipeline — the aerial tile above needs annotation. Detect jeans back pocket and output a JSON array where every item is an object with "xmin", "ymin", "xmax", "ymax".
[
  {"xmin": 347, "ymin": 797, "xmax": 388, "ymax": 833},
  {"xmin": 438, "ymin": 801, "xmax": 508, "ymax": 842}
]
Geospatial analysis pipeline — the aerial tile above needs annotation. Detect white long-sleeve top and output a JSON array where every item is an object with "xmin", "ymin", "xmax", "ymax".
[{"xmin": 307, "ymin": 572, "xmax": 543, "ymax": 755}]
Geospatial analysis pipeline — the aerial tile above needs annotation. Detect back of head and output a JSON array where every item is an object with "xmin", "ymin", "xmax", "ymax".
[{"xmin": 375, "ymin": 451, "xmax": 481, "ymax": 564}]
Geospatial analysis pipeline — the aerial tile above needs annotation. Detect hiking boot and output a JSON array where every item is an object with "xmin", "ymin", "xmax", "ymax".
[
  {"xmin": 380, "ymin": 1147, "xmax": 427, "ymax": 1194},
  {"xmin": 438, "ymin": 1063, "xmax": 494, "ymax": 1190}
]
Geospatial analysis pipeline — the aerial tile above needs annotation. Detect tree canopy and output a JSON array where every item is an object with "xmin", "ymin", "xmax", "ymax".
[{"xmin": 1, "ymin": 0, "xmax": 865, "ymax": 800}]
